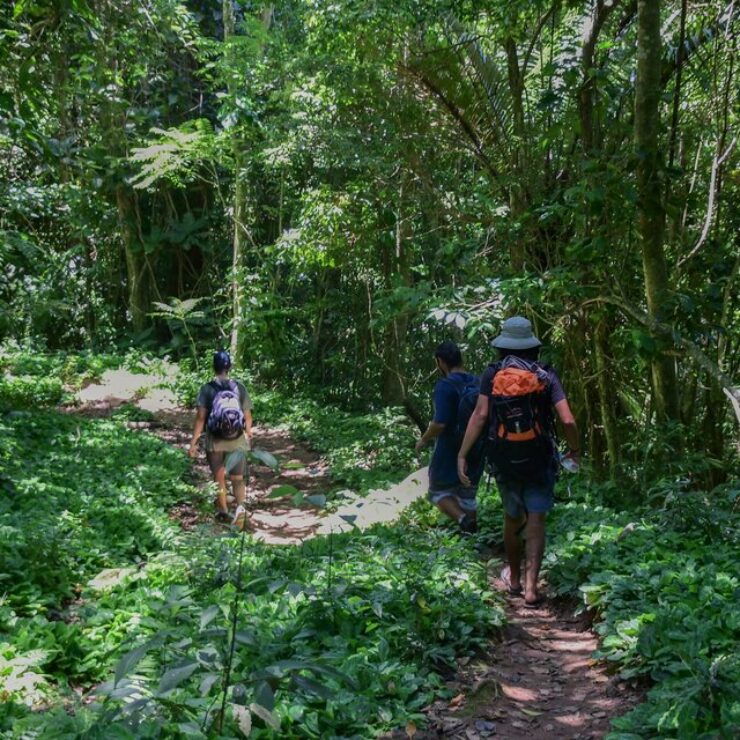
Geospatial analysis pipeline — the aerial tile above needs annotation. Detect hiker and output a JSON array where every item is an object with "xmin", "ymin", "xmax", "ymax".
[
  {"xmin": 416, "ymin": 340, "xmax": 485, "ymax": 534},
  {"xmin": 457, "ymin": 317, "xmax": 580, "ymax": 607},
  {"xmin": 188, "ymin": 350, "xmax": 253, "ymax": 526}
]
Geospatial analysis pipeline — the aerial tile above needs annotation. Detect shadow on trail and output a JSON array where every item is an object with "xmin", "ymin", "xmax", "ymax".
[{"xmin": 415, "ymin": 568, "xmax": 642, "ymax": 740}]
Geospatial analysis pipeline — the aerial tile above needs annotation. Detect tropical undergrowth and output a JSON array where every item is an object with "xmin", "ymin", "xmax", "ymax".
[
  {"xmin": 0, "ymin": 359, "xmax": 501, "ymax": 738},
  {"xmin": 542, "ymin": 480, "xmax": 740, "ymax": 738},
  {"xmin": 253, "ymin": 390, "xmax": 418, "ymax": 494}
]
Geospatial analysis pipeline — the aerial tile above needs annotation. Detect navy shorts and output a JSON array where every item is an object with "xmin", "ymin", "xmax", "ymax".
[
  {"xmin": 428, "ymin": 484, "xmax": 478, "ymax": 512},
  {"xmin": 496, "ymin": 466, "xmax": 556, "ymax": 518}
]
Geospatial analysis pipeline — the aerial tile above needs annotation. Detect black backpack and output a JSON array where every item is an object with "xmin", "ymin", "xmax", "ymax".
[
  {"xmin": 486, "ymin": 357, "xmax": 555, "ymax": 481},
  {"xmin": 444, "ymin": 374, "xmax": 487, "ymax": 470}
]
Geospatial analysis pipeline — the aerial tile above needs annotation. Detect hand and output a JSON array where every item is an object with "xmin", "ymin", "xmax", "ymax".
[
  {"xmin": 564, "ymin": 450, "xmax": 581, "ymax": 465},
  {"xmin": 457, "ymin": 456, "xmax": 471, "ymax": 487},
  {"xmin": 561, "ymin": 450, "xmax": 580, "ymax": 473},
  {"xmin": 415, "ymin": 438, "xmax": 427, "ymax": 455},
  {"xmin": 188, "ymin": 443, "xmax": 198, "ymax": 459}
]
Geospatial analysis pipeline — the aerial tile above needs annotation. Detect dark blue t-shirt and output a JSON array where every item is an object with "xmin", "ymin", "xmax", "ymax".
[{"xmin": 429, "ymin": 371, "xmax": 482, "ymax": 490}]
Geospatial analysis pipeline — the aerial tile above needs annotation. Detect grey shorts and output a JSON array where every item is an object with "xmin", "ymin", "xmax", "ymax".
[
  {"xmin": 496, "ymin": 467, "xmax": 556, "ymax": 518},
  {"xmin": 428, "ymin": 484, "xmax": 478, "ymax": 513}
]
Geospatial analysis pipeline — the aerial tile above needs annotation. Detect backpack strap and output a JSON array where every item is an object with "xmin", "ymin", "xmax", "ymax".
[{"xmin": 441, "ymin": 375, "xmax": 466, "ymax": 397}]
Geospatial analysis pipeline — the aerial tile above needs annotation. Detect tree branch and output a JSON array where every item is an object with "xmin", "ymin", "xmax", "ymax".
[
  {"xmin": 582, "ymin": 295, "xmax": 740, "ymax": 412},
  {"xmin": 678, "ymin": 136, "xmax": 737, "ymax": 267}
]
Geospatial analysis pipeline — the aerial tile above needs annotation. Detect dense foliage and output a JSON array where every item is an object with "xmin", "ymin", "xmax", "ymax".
[
  {"xmin": 1, "ymin": 0, "xmax": 739, "ymax": 733},
  {"xmin": 0, "ymin": 364, "xmax": 501, "ymax": 738},
  {"xmin": 1, "ymin": 353, "xmax": 738, "ymax": 736},
  {"xmin": 546, "ymin": 489, "xmax": 740, "ymax": 737},
  {"xmin": 1, "ymin": 0, "xmax": 737, "ymax": 487}
]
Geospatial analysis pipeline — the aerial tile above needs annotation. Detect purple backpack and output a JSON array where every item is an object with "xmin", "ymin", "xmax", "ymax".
[{"xmin": 206, "ymin": 380, "xmax": 245, "ymax": 439}]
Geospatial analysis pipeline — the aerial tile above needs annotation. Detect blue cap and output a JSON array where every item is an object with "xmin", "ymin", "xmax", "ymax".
[{"xmin": 213, "ymin": 350, "xmax": 232, "ymax": 373}]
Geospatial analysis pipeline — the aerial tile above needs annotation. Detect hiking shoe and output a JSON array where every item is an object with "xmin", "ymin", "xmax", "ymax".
[
  {"xmin": 459, "ymin": 513, "xmax": 478, "ymax": 535},
  {"xmin": 215, "ymin": 510, "xmax": 231, "ymax": 524},
  {"xmin": 232, "ymin": 504, "xmax": 248, "ymax": 530}
]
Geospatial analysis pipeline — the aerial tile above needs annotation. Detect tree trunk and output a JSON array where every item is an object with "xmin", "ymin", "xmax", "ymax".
[
  {"xmin": 504, "ymin": 37, "xmax": 527, "ymax": 272},
  {"xmin": 634, "ymin": 0, "xmax": 680, "ymax": 422},
  {"xmin": 116, "ymin": 186, "xmax": 149, "ymax": 333},
  {"xmin": 594, "ymin": 319, "xmax": 620, "ymax": 479},
  {"xmin": 381, "ymin": 175, "xmax": 412, "ymax": 407},
  {"xmin": 224, "ymin": 2, "xmax": 273, "ymax": 360}
]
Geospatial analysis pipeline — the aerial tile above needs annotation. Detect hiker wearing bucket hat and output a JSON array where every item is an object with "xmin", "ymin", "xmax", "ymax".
[{"xmin": 457, "ymin": 316, "xmax": 580, "ymax": 608}]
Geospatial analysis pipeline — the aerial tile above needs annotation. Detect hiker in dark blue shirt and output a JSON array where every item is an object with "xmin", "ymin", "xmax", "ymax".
[{"xmin": 416, "ymin": 341, "xmax": 484, "ymax": 533}]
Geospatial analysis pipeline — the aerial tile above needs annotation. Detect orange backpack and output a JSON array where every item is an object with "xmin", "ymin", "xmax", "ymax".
[{"xmin": 487, "ymin": 357, "xmax": 555, "ymax": 480}]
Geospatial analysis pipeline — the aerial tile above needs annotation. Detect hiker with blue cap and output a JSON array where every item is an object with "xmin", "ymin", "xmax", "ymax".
[
  {"xmin": 457, "ymin": 317, "xmax": 580, "ymax": 608},
  {"xmin": 189, "ymin": 350, "xmax": 254, "ymax": 528}
]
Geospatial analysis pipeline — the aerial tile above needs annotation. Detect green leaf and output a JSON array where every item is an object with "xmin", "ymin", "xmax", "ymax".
[
  {"xmin": 304, "ymin": 493, "xmax": 326, "ymax": 507},
  {"xmin": 158, "ymin": 660, "xmax": 199, "ymax": 694},
  {"xmin": 235, "ymin": 630, "xmax": 256, "ymax": 646},
  {"xmin": 200, "ymin": 673, "xmax": 220, "ymax": 697},
  {"xmin": 114, "ymin": 637, "xmax": 160, "ymax": 687},
  {"xmin": 267, "ymin": 484, "xmax": 300, "ymax": 499},
  {"xmin": 249, "ymin": 702, "xmax": 280, "ymax": 731},
  {"xmin": 292, "ymin": 674, "xmax": 334, "ymax": 700},
  {"xmin": 254, "ymin": 680, "xmax": 275, "ymax": 711},
  {"xmin": 200, "ymin": 604, "xmax": 219, "ymax": 630},
  {"xmin": 248, "ymin": 448, "xmax": 279, "ymax": 470}
]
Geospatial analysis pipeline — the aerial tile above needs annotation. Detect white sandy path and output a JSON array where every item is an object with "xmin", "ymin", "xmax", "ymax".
[
  {"xmin": 249, "ymin": 466, "xmax": 428, "ymax": 544},
  {"xmin": 77, "ymin": 366, "xmax": 179, "ymax": 412},
  {"xmin": 77, "ymin": 367, "xmax": 429, "ymax": 541},
  {"xmin": 315, "ymin": 466, "xmax": 428, "ymax": 535}
]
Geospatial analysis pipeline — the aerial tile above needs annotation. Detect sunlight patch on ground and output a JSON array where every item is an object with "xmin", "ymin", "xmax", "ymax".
[
  {"xmin": 77, "ymin": 367, "xmax": 179, "ymax": 413},
  {"xmin": 317, "ymin": 466, "xmax": 428, "ymax": 534}
]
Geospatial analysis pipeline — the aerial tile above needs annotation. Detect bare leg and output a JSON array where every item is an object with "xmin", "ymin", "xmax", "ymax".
[
  {"xmin": 524, "ymin": 513, "xmax": 546, "ymax": 602},
  {"xmin": 230, "ymin": 475, "xmax": 246, "ymax": 507},
  {"xmin": 504, "ymin": 513, "xmax": 526, "ymax": 590},
  {"xmin": 436, "ymin": 495, "xmax": 465, "ymax": 522},
  {"xmin": 213, "ymin": 466, "xmax": 228, "ymax": 513}
]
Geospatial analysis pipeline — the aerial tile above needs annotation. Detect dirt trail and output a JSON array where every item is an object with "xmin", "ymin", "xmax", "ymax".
[
  {"xmin": 155, "ymin": 411, "xmax": 331, "ymax": 544},
  {"xmin": 418, "ymin": 569, "xmax": 640, "ymax": 739},
  {"xmin": 71, "ymin": 372, "xmax": 639, "ymax": 736},
  {"xmin": 70, "ymin": 370, "xmax": 426, "ymax": 543}
]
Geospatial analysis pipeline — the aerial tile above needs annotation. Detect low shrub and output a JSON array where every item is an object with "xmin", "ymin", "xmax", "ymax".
[{"xmin": 545, "ymin": 484, "xmax": 740, "ymax": 738}]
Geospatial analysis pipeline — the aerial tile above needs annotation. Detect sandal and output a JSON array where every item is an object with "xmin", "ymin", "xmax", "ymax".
[
  {"xmin": 523, "ymin": 596, "xmax": 546, "ymax": 609},
  {"xmin": 501, "ymin": 566, "xmax": 523, "ymax": 597}
]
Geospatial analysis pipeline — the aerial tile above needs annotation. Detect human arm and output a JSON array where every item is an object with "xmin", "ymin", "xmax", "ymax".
[
  {"xmin": 244, "ymin": 409, "xmax": 253, "ymax": 443},
  {"xmin": 415, "ymin": 421, "xmax": 445, "ymax": 454},
  {"xmin": 189, "ymin": 407, "xmax": 207, "ymax": 458},
  {"xmin": 457, "ymin": 394, "xmax": 489, "ymax": 486},
  {"xmin": 554, "ymin": 398, "xmax": 580, "ymax": 461},
  {"xmin": 416, "ymin": 378, "xmax": 455, "ymax": 454}
]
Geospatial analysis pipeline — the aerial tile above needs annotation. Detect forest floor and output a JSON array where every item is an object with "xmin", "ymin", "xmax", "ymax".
[
  {"xmin": 416, "ymin": 579, "xmax": 639, "ymax": 739},
  {"xmin": 72, "ymin": 370, "xmax": 639, "ymax": 738}
]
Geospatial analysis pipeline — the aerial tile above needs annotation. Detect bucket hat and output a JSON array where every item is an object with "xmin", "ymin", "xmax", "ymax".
[{"xmin": 491, "ymin": 316, "xmax": 542, "ymax": 350}]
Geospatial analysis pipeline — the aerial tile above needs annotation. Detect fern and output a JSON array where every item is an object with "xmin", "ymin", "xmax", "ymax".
[{"xmin": 129, "ymin": 120, "xmax": 216, "ymax": 190}]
